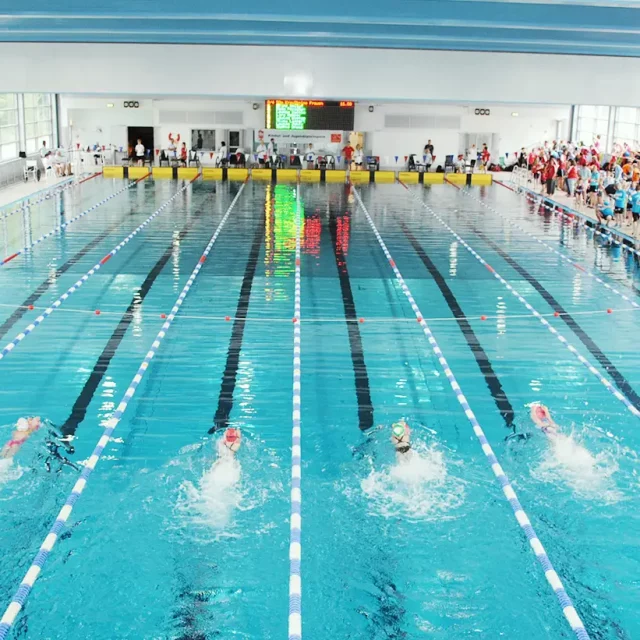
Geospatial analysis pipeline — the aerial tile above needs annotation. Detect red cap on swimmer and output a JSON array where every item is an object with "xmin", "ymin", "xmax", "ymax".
[{"xmin": 224, "ymin": 428, "xmax": 239, "ymax": 443}]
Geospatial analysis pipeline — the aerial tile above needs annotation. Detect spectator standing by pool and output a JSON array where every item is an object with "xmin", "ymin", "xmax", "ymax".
[
  {"xmin": 566, "ymin": 160, "xmax": 578, "ymax": 196},
  {"xmin": 424, "ymin": 149, "xmax": 433, "ymax": 172},
  {"xmin": 341, "ymin": 142, "xmax": 354, "ymax": 169},
  {"xmin": 424, "ymin": 140, "xmax": 434, "ymax": 156},
  {"xmin": 306, "ymin": 144, "xmax": 315, "ymax": 170},
  {"xmin": 197, "ymin": 132, "xmax": 204, "ymax": 150},
  {"xmin": 481, "ymin": 144, "xmax": 490, "ymax": 172},
  {"xmin": 135, "ymin": 138, "xmax": 145, "ymax": 166},
  {"xmin": 353, "ymin": 144, "xmax": 364, "ymax": 171},
  {"xmin": 256, "ymin": 140, "xmax": 268, "ymax": 166},
  {"xmin": 543, "ymin": 155, "xmax": 558, "ymax": 196}
]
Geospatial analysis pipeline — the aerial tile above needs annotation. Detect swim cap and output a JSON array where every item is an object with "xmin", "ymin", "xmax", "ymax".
[
  {"xmin": 392, "ymin": 423, "xmax": 405, "ymax": 438},
  {"xmin": 16, "ymin": 418, "xmax": 29, "ymax": 432}
]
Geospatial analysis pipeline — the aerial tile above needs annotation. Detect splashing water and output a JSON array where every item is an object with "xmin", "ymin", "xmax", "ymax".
[
  {"xmin": 531, "ymin": 430, "xmax": 622, "ymax": 503},
  {"xmin": 177, "ymin": 439, "xmax": 243, "ymax": 530},
  {"xmin": 0, "ymin": 458, "xmax": 23, "ymax": 485},
  {"xmin": 360, "ymin": 441, "xmax": 465, "ymax": 521}
]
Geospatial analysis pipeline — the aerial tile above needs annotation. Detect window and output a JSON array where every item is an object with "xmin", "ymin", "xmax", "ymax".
[
  {"xmin": 0, "ymin": 93, "xmax": 19, "ymax": 161},
  {"xmin": 24, "ymin": 93, "xmax": 53, "ymax": 154},
  {"xmin": 613, "ymin": 107, "xmax": 640, "ymax": 150},
  {"xmin": 576, "ymin": 105, "xmax": 610, "ymax": 150}
]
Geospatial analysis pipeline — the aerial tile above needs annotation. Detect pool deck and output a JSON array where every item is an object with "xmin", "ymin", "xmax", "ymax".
[{"xmin": 0, "ymin": 175, "xmax": 73, "ymax": 211}]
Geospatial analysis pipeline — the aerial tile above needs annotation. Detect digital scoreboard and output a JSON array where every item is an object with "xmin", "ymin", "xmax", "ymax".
[{"xmin": 265, "ymin": 100, "xmax": 355, "ymax": 131}]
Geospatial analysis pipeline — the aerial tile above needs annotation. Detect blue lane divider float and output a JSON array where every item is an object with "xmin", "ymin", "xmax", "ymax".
[
  {"xmin": 0, "ymin": 177, "xmax": 144, "ymax": 267},
  {"xmin": 0, "ymin": 181, "xmax": 244, "ymax": 639},
  {"xmin": 289, "ymin": 187, "xmax": 302, "ymax": 640},
  {"xmin": 0, "ymin": 180, "xmax": 190, "ymax": 363},
  {"xmin": 517, "ymin": 184, "xmax": 640, "ymax": 262},
  {"xmin": 406, "ymin": 183, "xmax": 640, "ymax": 421},
  {"xmin": 351, "ymin": 184, "xmax": 590, "ymax": 640},
  {"xmin": 461, "ymin": 187, "xmax": 640, "ymax": 312},
  {"xmin": 0, "ymin": 177, "xmax": 76, "ymax": 222}
]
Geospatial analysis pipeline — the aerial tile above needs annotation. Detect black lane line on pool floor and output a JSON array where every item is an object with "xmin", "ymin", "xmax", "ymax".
[
  {"xmin": 474, "ymin": 227, "xmax": 640, "ymax": 412},
  {"xmin": 208, "ymin": 205, "xmax": 265, "ymax": 434},
  {"xmin": 328, "ymin": 191, "xmax": 374, "ymax": 431},
  {"xmin": 399, "ymin": 220, "xmax": 516, "ymax": 431},
  {"xmin": 0, "ymin": 217, "xmax": 129, "ymax": 342},
  {"xmin": 59, "ymin": 194, "xmax": 214, "ymax": 438}
]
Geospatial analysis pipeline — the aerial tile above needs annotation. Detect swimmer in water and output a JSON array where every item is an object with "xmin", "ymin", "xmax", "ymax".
[
  {"xmin": 1, "ymin": 417, "xmax": 41, "ymax": 459},
  {"xmin": 222, "ymin": 427, "xmax": 242, "ymax": 455},
  {"xmin": 530, "ymin": 403, "xmax": 560, "ymax": 437},
  {"xmin": 390, "ymin": 420, "xmax": 412, "ymax": 457}
]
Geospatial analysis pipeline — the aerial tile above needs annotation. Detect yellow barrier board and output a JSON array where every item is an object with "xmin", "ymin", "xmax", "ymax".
[
  {"xmin": 374, "ymin": 171, "xmax": 396, "ymax": 183},
  {"xmin": 228, "ymin": 168, "xmax": 248, "ymax": 181},
  {"xmin": 103, "ymin": 166, "xmax": 123, "ymax": 179},
  {"xmin": 424, "ymin": 173, "xmax": 444, "ymax": 184},
  {"xmin": 277, "ymin": 169, "xmax": 298, "ymax": 182},
  {"xmin": 446, "ymin": 173, "xmax": 467, "ymax": 184},
  {"xmin": 325, "ymin": 170, "xmax": 347, "ymax": 183},
  {"xmin": 471, "ymin": 174, "xmax": 493, "ymax": 185},
  {"xmin": 252, "ymin": 169, "xmax": 272, "ymax": 181},
  {"xmin": 398, "ymin": 172, "xmax": 419, "ymax": 184},
  {"xmin": 203, "ymin": 168, "xmax": 223, "ymax": 180},
  {"xmin": 349, "ymin": 171, "xmax": 370, "ymax": 183},
  {"xmin": 300, "ymin": 170, "xmax": 321, "ymax": 183},
  {"xmin": 153, "ymin": 167, "xmax": 173, "ymax": 179},
  {"xmin": 178, "ymin": 167, "xmax": 199, "ymax": 180},
  {"xmin": 128, "ymin": 167, "xmax": 150, "ymax": 179}
]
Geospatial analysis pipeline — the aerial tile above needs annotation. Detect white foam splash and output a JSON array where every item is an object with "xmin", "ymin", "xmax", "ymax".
[
  {"xmin": 176, "ymin": 439, "xmax": 243, "ymax": 530},
  {"xmin": 531, "ymin": 430, "xmax": 622, "ymax": 503},
  {"xmin": 0, "ymin": 458, "xmax": 23, "ymax": 485},
  {"xmin": 360, "ymin": 441, "xmax": 465, "ymax": 521}
]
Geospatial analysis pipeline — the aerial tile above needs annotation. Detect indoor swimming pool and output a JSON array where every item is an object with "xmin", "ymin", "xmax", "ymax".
[{"xmin": 0, "ymin": 175, "xmax": 638, "ymax": 639}]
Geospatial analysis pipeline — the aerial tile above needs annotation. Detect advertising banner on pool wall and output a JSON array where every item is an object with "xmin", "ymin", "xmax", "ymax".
[{"xmin": 253, "ymin": 129, "xmax": 344, "ymax": 154}]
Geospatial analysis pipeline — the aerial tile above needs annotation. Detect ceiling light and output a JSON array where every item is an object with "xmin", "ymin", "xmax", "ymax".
[
  {"xmin": 511, "ymin": 112, "xmax": 519, "ymax": 117},
  {"xmin": 106, "ymin": 103, "xmax": 114, "ymax": 108}
]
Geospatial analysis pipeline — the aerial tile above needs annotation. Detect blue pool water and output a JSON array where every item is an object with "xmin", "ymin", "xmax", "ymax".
[{"xmin": 0, "ymin": 176, "xmax": 638, "ymax": 639}]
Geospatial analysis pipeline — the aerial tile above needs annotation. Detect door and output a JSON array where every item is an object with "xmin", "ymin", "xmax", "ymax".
[{"xmin": 127, "ymin": 126, "xmax": 154, "ymax": 160}]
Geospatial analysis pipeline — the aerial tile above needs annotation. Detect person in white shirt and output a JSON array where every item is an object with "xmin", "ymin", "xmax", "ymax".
[
  {"xmin": 256, "ymin": 141, "xmax": 268, "ymax": 166},
  {"xmin": 52, "ymin": 149, "xmax": 72, "ymax": 177},
  {"xmin": 267, "ymin": 138, "xmax": 278, "ymax": 166},
  {"xmin": 135, "ymin": 139, "xmax": 145, "ymax": 166},
  {"xmin": 353, "ymin": 144, "xmax": 364, "ymax": 171},
  {"xmin": 216, "ymin": 141, "xmax": 227, "ymax": 167},
  {"xmin": 306, "ymin": 144, "xmax": 315, "ymax": 170}
]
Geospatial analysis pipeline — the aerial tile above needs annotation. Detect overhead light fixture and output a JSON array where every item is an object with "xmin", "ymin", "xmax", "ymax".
[
  {"xmin": 511, "ymin": 112, "xmax": 519, "ymax": 117},
  {"xmin": 106, "ymin": 103, "xmax": 114, "ymax": 108},
  {"xmin": 368, "ymin": 105, "xmax": 374, "ymax": 113},
  {"xmin": 252, "ymin": 103, "xmax": 259, "ymax": 110}
]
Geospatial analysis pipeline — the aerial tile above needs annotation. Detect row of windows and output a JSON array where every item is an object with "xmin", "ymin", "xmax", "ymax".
[
  {"xmin": 576, "ymin": 105, "xmax": 640, "ymax": 153},
  {"xmin": 0, "ymin": 93, "xmax": 54, "ymax": 162}
]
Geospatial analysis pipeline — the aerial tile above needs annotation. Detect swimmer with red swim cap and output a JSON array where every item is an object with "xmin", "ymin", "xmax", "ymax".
[
  {"xmin": 390, "ymin": 419, "xmax": 412, "ymax": 456},
  {"xmin": 222, "ymin": 427, "xmax": 242, "ymax": 454},
  {"xmin": 1, "ymin": 416, "xmax": 41, "ymax": 459},
  {"xmin": 530, "ymin": 403, "xmax": 559, "ymax": 437}
]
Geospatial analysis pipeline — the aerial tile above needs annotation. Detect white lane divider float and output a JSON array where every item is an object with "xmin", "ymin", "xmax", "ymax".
[
  {"xmin": 0, "ymin": 181, "xmax": 244, "ymax": 640},
  {"xmin": 289, "ymin": 187, "xmax": 303, "ymax": 640},
  {"xmin": 0, "ymin": 175, "xmax": 144, "ymax": 267},
  {"xmin": 459, "ymin": 186, "xmax": 640, "ymax": 312},
  {"xmin": 404, "ymin": 181, "xmax": 640, "ymax": 421},
  {"xmin": 0, "ymin": 176, "xmax": 194, "ymax": 363},
  {"xmin": 351, "ymin": 184, "xmax": 591, "ymax": 640}
]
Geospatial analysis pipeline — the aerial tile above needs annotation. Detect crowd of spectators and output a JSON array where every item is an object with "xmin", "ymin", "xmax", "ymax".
[{"xmin": 519, "ymin": 140, "xmax": 640, "ymax": 233}]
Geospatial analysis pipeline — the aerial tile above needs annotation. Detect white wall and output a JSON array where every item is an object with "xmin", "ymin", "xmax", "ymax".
[
  {"xmin": 5, "ymin": 43, "xmax": 640, "ymax": 106},
  {"xmin": 356, "ymin": 103, "xmax": 570, "ymax": 164}
]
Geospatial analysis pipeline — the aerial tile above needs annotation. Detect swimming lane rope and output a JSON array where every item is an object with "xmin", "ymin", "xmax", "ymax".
[
  {"xmin": 459, "ymin": 187, "xmax": 640, "ymax": 312},
  {"xmin": 0, "ymin": 175, "xmax": 146, "ymax": 266},
  {"xmin": 0, "ymin": 181, "xmax": 244, "ymax": 639},
  {"xmin": 351, "ymin": 183, "xmax": 590, "ymax": 640},
  {"xmin": 0, "ymin": 177, "xmax": 192, "ymax": 363},
  {"xmin": 289, "ymin": 187, "xmax": 303, "ymax": 640},
  {"xmin": 0, "ymin": 177, "xmax": 77, "ymax": 223},
  {"xmin": 404, "ymin": 181, "xmax": 640, "ymax": 421}
]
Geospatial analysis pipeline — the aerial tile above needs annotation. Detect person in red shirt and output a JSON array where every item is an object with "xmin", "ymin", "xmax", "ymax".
[
  {"xmin": 566, "ymin": 160, "xmax": 579, "ymax": 196},
  {"xmin": 543, "ymin": 157, "xmax": 559, "ymax": 195},
  {"xmin": 341, "ymin": 143, "xmax": 354, "ymax": 169},
  {"xmin": 481, "ymin": 144, "xmax": 490, "ymax": 172},
  {"xmin": 179, "ymin": 142, "xmax": 188, "ymax": 166}
]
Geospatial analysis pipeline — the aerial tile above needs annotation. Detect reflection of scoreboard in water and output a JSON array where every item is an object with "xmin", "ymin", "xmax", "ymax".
[{"xmin": 265, "ymin": 100, "xmax": 355, "ymax": 131}]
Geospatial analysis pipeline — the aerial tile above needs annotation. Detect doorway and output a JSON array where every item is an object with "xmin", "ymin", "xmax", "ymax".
[{"xmin": 127, "ymin": 126, "xmax": 154, "ymax": 160}]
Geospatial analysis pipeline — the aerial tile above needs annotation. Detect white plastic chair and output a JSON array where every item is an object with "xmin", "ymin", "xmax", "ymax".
[
  {"xmin": 23, "ymin": 160, "xmax": 39, "ymax": 182},
  {"xmin": 43, "ymin": 156, "xmax": 55, "ymax": 181}
]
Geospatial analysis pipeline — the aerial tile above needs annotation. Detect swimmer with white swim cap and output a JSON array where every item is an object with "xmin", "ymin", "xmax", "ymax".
[
  {"xmin": 390, "ymin": 420, "xmax": 411, "ymax": 456},
  {"xmin": 222, "ymin": 427, "xmax": 242, "ymax": 455},
  {"xmin": 1, "ymin": 417, "xmax": 41, "ymax": 459},
  {"xmin": 530, "ymin": 403, "xmax": 559, "ymax": 437}
]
